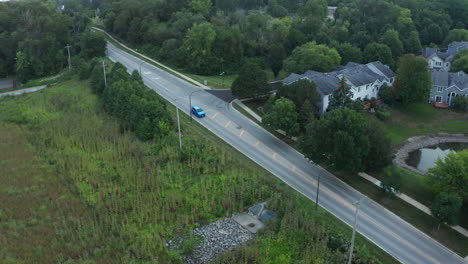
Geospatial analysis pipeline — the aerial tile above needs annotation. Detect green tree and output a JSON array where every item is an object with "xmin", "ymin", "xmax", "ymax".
[
  {"xmin": 394, "ymin": 54, "xmax": 431, "ymax": 105},
  {"xmin": 452, "ymin": 96, "xmax": 468, "ymax": 111},
  {"xmin": 364, "ymin": 120, "xmax": 392, "ymax": 171},
  {"xmin": 277, "ymin": 79, "xmax": 320, "ymax": 112},
  {"xmin": 231, "ymin": 63, "xmax": 269, "ymax": 99},
  {"xmin": 426, "ymin": 150, "xmax": 468, "ymax": 201},
  {"xmin": 299, "ymin": 99, "xmax": 316, "ymax": 129},
  {"xmin": 263, "ymin": 97, "xmax": 300, "ymax": 137},
  {"xmin": 190, "ymin": 0, "xmax": 212, "ymax": 18},
  {"xmin": 268, "ymin": 43, "xmax": 286, "ymax": 78},
  {"xmin": 380, "ymin": 166, "xmax": 403, "ymax": 197},
  {"xmin": 328, "ymin": 77, "xmax": 353, "ymax": 111},
  {"xmin": 301, "ymin": 109, "xmax": 391, "ymax": 173},
  {"xmin": 405, "ymin": 31, "xmax": 422, "ymax": 54},
  {"xmin": 283, "ymin": 42, "xmax": 341, "ymax": 73},
  {"xmin": 378, "ymin": 84, "xmax": 396, "ymax": 105},
  {"xmin": 334, "ymin": 42, "xmax": 362, "ymax": 65},
  {"xmin": 451, "ymin": 49, "xmax": 468, "ymax": 73},
  {"xmin": 364, "ymin": 42, "xmax": 393, "ymax": 67},
  {"xmin": 443, "ymin": 29, "xmax": 468, "ymax": 46},
  {"xmin": 183, "ymin": 22, "xmax": 218, "ymax": 74},
  {"xmin": 80, "ymin": 31, "xmax": 107, "ymax": 59},
  {"xmin": 15, "ymin": 51, "xmax": 32, "ymax": 82},
  {"xmin": 301, "ymin": 109, "xmax": 369, "ymax": 173},
  {"xmin": 380, "ymin": 29, "xmax": 404, "ymax": 60},
  {"xmin": 431, "ymin": 193, "xmax": 463, "ymax": 230}
]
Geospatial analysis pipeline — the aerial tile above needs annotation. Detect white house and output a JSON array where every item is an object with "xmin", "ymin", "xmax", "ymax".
[
  {"xmin": 422, "ymin": 41, "xmax": 468, "ymax": 71},
  {"xmin": 283, "ymin": 61, "xmax": 395, "ymax": 114}
]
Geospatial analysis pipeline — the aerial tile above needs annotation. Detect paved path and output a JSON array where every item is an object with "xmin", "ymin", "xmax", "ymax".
[
  {"xmin": 105, "ymin": 36, "xmax": 468, "ymax": 264},
  {"xmin": 358, "ymin": 172, "xmax": 468, "ymax": 238},
  {"xmin": 0, "ymin": 85, "xmax": 46, "ymax": 98}
]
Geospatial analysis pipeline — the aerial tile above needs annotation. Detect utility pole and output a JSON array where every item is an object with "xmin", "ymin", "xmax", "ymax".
[
  {"xmin": 176, "ymin": 105, "xmax": 182, "ymax": 151},
  {"xmin": 315, "ymin": 173, "xmax": 321, "ymax": 211},
  {"xmin": 139, "ymin": 62, "xmax": 144, "ymax": 76},
  {"xmin": 66, "ymin": 44, "xmax": 72, "ymax": 70},
  {"xmin": 348, "ymin": 196, "xmax": 366, "ymax": 264},
  {"xmin": 102, "ymin": 61, "xmax": 107, "ymax": 89}
]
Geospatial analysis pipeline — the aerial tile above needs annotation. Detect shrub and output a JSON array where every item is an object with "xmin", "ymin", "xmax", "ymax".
[
  {"xmin": 452, "ymin": 96, "xmax": 468, "ymax": 111},
  {"xmin": 375, "ymin": 109, "xmax": 390, "ymax": 121}
]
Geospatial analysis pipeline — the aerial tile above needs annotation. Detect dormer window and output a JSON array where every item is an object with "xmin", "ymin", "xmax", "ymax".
[{"xmin": 437, "ymin": 87, "xmax": 443, "ymax": 92}]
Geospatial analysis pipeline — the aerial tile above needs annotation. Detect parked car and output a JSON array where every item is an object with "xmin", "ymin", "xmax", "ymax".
[{"xmin": 191, "ymin": 106, "xmax": 206, "ymax": 117}]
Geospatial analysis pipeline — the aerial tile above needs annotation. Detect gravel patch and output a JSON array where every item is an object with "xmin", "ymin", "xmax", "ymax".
[
  {"xmin": 167, "ymin": 218, "xmax": 255, "ymax": 264},
  {"xmin": 393, "ymin": 133, "xmax": 468, "ymax": 174}
]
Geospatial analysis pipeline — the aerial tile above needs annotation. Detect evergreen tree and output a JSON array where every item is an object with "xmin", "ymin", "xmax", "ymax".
[{"xmin": 328, "ymin": 77, "xmax": 353, "ymax": 111}]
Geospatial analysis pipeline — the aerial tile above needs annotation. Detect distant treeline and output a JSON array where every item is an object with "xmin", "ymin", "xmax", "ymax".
[{"xmin": 97, "ymin": 0, "xmax": 468, "ymax": 75}]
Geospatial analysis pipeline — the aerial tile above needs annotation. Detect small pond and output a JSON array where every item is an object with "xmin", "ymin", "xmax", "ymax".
[{"xmin": 406, "ymin": 142, "xmax": 468, "ymax": 173}]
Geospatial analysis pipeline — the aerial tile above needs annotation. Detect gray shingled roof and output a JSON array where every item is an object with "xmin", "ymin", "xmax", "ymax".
[
  {"xmin": 449, "ymin": 71, "xmax": 468, "ymax": 90},
  {"xmin": 431, "ymin": 70, "xmax": 468, "ymax": 90},
  {"xmin": 448, "ymin": 41, "xmax": 468, "ymax": 50},
  {"xmin": 282, "ymin": 61, "xmax": 394, "ymax": 95},
  {"xmin": 432, "ymin": 70, "xmax": 448, "ymax": 86},
  {"xmin": 422, "ymin": 48, "xmax": 438, "ymax": 57},
  {"xmin": 368, "ymin": 61, "xmax": 395, "ymax": 78}
]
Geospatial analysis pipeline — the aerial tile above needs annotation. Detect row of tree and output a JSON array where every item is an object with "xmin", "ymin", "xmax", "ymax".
[{"xmin": 90, "ymin": 61, "xmax": 173, "ymax": 141}]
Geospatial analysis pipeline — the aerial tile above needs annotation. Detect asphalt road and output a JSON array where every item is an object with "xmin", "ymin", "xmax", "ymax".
[{"xmin": 106, "ymin": 42, "xmax": 467, "ymax": 264}]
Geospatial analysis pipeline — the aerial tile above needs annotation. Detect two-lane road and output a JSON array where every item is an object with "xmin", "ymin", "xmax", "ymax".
[{"xmin": 107, "ymin": 42, "xmax": 466, "ymax": 264}]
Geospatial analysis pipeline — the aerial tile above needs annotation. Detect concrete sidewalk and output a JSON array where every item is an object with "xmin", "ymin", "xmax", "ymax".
[
  {"xmin": 234, "ymin": 99, "xmax": 298, "ymax": 141},
  {"xmin": 0, "ymin": 85, "xmax": 47, "ymax": 98},
  {"xmin": 358, "ymin": 172, "xmax": 468, "ymax": 239}
]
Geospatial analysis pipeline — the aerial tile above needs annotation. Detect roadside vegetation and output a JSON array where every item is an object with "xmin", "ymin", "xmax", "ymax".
[{"xmin": 0, "ymin": 66, "xmax": 398, "ymax": 263}]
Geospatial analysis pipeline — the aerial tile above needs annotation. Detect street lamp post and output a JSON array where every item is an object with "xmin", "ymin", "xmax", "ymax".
[
  {"xmin": 315, "ymin": 173, "xmax": 321, "ymax": 211},
  {"xmin": 173, "ymin": 98, "xmax": 183, "ymax": 151},
  {"xmin": 189, "ymin": 89, "xmax": 203, "ymax": 122},
  {"xmin": 348, "ymin": 196, "xmax": 366, "ymax": 264}
]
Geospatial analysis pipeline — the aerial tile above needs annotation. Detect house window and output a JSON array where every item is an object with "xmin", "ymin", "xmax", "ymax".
[
  {"xmin": 435, "ymin": 96, "xmax": 442, "ymax": 103},
  {"xmin": 436, "ymin": 62, "xmax": 442, "ymax": 66},
  {"xmin": 437, "ymin": 87, "xmax": 443, "ymax": 92},
  {"xmin": 446, "ymin": 63, "xmax": 449, "ymax": 66}
]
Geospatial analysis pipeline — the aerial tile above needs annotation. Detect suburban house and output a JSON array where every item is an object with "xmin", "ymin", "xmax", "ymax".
[
  {"xmin": 327, "ymin": 6, "xmax": 337, "ymax": 20},
  {"xmin": 283, "ymin": 61, "xmax": 395, "ymax": 114},
  {"xmin": 422, "ymin": 41, "xmax": 468, "ymax": 71},
  {"xmin": 429, "ymin": 69, "xmax": 468, "ymax": 107}
]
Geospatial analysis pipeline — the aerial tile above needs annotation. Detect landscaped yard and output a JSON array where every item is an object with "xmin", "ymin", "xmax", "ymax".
[{"xmin": 381, "ymin": 103, "xmax": 468, "ymax": 144}]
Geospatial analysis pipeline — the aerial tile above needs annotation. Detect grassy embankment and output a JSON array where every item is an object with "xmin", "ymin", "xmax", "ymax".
[
  {"xmin": 0, "ymin": 76, "xmax": 398, "ymax": 263},
  {"xmin": 240, "ymin": 99, "xmax": 468, "ymax": 256}
]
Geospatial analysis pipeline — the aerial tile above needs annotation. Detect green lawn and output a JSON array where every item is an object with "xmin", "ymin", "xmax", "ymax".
[
  {"xmin": 381, "ymin": 103, "xmax": 468, "ymax": 144},
  {"xmin": 184, "ymin": 73, "xmax": 238, "ymax": 89}
]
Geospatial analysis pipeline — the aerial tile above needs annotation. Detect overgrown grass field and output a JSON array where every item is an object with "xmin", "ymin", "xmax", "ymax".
[{"xmin": 0, "ymin": 77, "xmax": 397, "ymax": 263}]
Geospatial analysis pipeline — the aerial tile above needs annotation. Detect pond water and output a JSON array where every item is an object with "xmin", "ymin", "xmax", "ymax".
[{"xmin": 406, "ymin": 143, "xmax": 468, "ymax": 173}]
